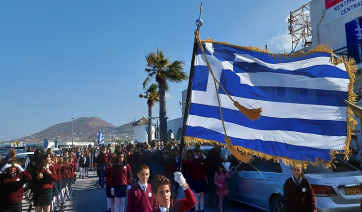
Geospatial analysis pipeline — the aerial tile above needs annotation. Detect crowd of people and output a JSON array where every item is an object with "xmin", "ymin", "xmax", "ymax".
[
  {"xmin": 0, "ymin": 148, "xmax": 78, "ymax": 212},
  {"xmin": 93, "ymin": 140, "xmax": 228, "ymax": 212},
  {"xmin": 0, "ymin": 139, "xmax": 319, "ymax": 212}
]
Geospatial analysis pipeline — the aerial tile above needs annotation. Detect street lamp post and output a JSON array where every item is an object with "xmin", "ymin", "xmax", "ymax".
[
  {"xmin": 71, "ymin": 118, "xmax": 74, "ymax": 147},
  {"xmin": 155, "ymin": 118, "xmax": 159, "ymax": 142}
]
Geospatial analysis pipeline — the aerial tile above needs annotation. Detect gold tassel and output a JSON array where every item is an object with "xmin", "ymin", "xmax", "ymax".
[
  {"xmin": 225, "ymin": 136, "xmax": 251, "ymax": 163},
  {"xmin": 234, "ymin": 101, "xmax": 262, "ymax": 121}
]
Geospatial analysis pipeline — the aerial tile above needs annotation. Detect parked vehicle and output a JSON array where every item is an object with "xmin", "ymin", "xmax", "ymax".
[
  {"xmin": 52, "ymin": 149, "xmax": 62, "ymax": 156},
  {"xmin": 228, "ymin": 156, "xmax": 362, "ymax": 211},
  {"xmin": 17, "ymin": 152, "xmax": 34, "ymax": 169},
  {"xmin": 0, "ymin": 152, "xmax": 34, "ymax": 169}
]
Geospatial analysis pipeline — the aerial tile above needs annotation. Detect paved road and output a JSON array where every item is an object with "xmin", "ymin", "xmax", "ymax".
[
  {"xmin": 73, "ymin": 171, "xmax": 107, "ymax": 212},
  {"xmin": 21, "ymin": 171, "xmax": 259, "ymax": 212}
]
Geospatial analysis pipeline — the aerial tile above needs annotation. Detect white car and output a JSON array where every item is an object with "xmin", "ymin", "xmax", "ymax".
[{"xmin": 228, "ymin": 156, "xmax": 362, "ymax": 212}]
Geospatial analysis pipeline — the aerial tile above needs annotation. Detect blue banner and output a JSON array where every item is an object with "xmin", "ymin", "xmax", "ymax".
[
  {"xmin": 44, "ymin": 139, "xmax": 48, "ymax": 149},
  {"xmin": 98, "ymin": 131, "xmax": 105, "ymax": 146}
]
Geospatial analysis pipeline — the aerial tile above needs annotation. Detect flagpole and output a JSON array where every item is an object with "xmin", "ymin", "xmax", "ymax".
[{"xmin": 176, "ymin": 0, "xmax": 203, "ymax": 182}]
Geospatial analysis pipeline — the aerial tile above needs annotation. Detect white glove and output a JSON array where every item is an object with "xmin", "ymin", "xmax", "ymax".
[
  {"xmin": 14, "ymin": 163, "xmax": 24, "ymax": 173},
  {"xmin": 1, "ymin": 163, "xmax": 12, "ymax": 172},
  {"xmin": 127, "ymin": 185, "xmax": 131, "ymax": 190},
  {"xmin": 174, "ymin": 172, "xmax": 186, "ymax": 187}
]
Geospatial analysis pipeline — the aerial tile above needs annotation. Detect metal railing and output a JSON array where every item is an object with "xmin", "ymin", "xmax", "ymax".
[{"xmin": 334, "ymin": 41, "xmax": 362, "ymax": 64}]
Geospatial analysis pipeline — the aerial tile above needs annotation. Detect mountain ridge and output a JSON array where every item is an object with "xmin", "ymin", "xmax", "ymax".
[{"xmin": 4, "ymin": 117, "xmax": 133, "ymax": 143}]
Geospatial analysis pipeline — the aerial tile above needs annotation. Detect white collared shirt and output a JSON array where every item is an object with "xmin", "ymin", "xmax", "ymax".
[
  {"xmin": 138, "ymin": 181, "xmax": 147, "ymax": 191},
  {"xmin": 158, "ymin": 203, "xmax": 170, "ymax": 212},
  {"xmin": 292, "ymin": 175, "xmax": 302, "ymax": 186}
]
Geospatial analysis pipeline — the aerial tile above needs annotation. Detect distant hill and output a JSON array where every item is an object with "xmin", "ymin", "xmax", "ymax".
[
  {"xmin": 31, "ymin": 117, "xmax": 117, "ymax": 140},
  {"xmin": 3, "ymin": 117, "xmax": 135, "ymax": 144}
]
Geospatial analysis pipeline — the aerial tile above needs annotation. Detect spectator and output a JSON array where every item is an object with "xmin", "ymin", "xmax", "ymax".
[
  {"xmin": 109, "ymin": 144, "xmax": 115, "ymax": 155},
  {"xmin": 140, "ymin": 140, "xmax": 165, "ymax": 182},
  {"xmin": 206, "ymin": 144, "xmax": 222, "ymax": 206},
  {"xmin": 128, "ymin": 143, "xmax": 143, "ymax": 183},
  {"xmin": 214, "ymin": 163, "xmax": 230, "ymax": 212},
  {"xmin": 164, "ymin": 150, "xmax": 177, "ymax": 196},
  {"xmin": 6, "ymin": 149, "xmax": 17, "ymax": 163},
  {"xmin": 171, "ymin": 142, "xmax": 179, "ymax": 151},
  {"xmin": 97, "ymin": 145, "xmax": 109, "ymax": 188},
  {"xmin": 159, "ymin": 141, "xmax": 164, "ymax": 151}
]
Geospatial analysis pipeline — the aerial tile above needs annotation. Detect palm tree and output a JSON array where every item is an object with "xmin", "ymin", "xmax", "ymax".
[
  {"xmin": 139, "ymin": 83, "xmax": 159, "ymax": 143},
  {"xmin": 143, "ymin": 49, "xmax": 188, "ymax": 143}
]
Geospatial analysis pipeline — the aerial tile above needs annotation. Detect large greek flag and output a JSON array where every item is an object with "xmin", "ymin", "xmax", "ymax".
[{"xmin": 185, "ymin": 41, "xmax": 353, "ymax": 163}]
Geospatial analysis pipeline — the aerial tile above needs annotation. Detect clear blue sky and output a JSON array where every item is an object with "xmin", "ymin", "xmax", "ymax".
[{"xmin": 0, "ymin": 0, "xmax": 309, "ymax": 141}]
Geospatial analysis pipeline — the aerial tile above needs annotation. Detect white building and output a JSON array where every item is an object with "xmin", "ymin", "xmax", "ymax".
[
  {"xmin": 133, "ymin": 117, "xmax": 155, "ymax": 143},
  {"xmin": 308, "ymin": 0, "xmax": 362, "ymax": 147}
]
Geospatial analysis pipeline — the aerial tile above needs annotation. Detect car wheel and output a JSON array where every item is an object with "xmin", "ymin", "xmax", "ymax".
[{"xmin": 270, "ymin": 195, "xmax": 284, "ymax": 212}]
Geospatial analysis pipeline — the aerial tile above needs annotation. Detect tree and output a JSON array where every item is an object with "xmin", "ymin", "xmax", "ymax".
[
  {"xmin": 139, "ymin": 83, "xmax": 159, "ymax": 143},
  {"xmin": 143, "ymin": 49, "xmax": 188, "ymax": 143}
]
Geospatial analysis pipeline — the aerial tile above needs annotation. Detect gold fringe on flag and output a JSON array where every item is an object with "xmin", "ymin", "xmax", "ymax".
[{"xmin": 189, "ymin": 34, "xmax": 357, "ymax": 168}]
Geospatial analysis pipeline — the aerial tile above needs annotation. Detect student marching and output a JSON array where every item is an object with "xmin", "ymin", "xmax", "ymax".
[{"xmin": 0, "ymin": 141, "xmax": 240, "ymax": 212}]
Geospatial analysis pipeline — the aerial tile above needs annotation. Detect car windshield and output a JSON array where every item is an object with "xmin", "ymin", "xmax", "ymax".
[{"xmin": 304, "ymin": 158, "xmax": 358, "ymax": 173}]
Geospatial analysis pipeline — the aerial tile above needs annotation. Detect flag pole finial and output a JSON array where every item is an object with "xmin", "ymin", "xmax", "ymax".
[{"xmin": 196, "ymin": 3, "xmax": 203, "ymax": 32}]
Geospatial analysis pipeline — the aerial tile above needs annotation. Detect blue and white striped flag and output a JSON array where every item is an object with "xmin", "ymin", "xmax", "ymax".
[
  {"xmin": 185, "ymin": 41, "xmax": 354, "ymax": 164},
  {"xmin": 97, "ymin": 130, "xmax": 105, "ymax": 146}
]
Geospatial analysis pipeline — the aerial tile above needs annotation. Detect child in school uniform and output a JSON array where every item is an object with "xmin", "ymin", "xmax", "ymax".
[
  {"xmin": 32, "ymin": 153, "xmax": 58, "ymax": 212},
  {"xmin": 283, "ymin": 163, "xmax": 316, "ymax": 212},
  {"xmin": 182, "ymin": 149, "xmax": 194, "ymax": 191},
  {"xmin": 105, "ymin": 154, "xmax": 116, "ymax": 212},
  {"xmin": 51, "ymin": 156, "xmax": 61, "ymax": 212},
  {"xmin": 126, "ymin": 164, "xmax": 158, "ymax": 212},
  {"xmin": 55, "ymin": 156, "xmax": 64, "ymax": 210},
  {"xmin": 59, "ymin": 157, "xmax": 67, "ymax": 207},
  {"xmin": 191, "ymin": 149, "xmax": 210, "ymax": 212},
  {"xmin": 0, "ymin": 160, "xmax": 32, "ymax": 211},
  {"xmin": 63, "ymin": 157, "xmax": 72, "ymax": 202},
  {"xmin": 151, "ymin": 172, "xmax": 196, "ymax": 212},
  {"xmin": 110, "ymin": 152, "xmax": 133, "ymax": 212}
]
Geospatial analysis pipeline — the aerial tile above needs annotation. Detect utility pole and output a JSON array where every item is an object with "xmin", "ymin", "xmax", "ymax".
[{"xmin": 71, "ymin": 118, "xmax": 74, "ymax": 147}]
